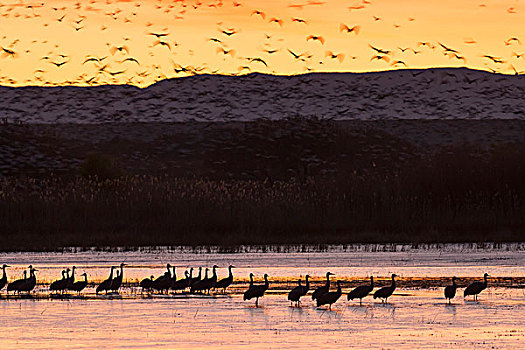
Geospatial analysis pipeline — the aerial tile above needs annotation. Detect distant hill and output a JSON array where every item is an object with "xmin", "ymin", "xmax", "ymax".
[{"xmin": 1, "ymin": 68, "xmax": 524, "ymax": 124}]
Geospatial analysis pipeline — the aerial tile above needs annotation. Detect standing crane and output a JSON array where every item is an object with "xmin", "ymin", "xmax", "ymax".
[
  {"xmin": 140, "ymin": 275, "xmax": 155, "ymax": 293},
  {"xmin": 70, "ymin": 273, "xmax": 88, "ymax": 294},
  {"xmin": 373, "ymin": 274, "xmax": 398, "ymax": 303},
  {"xmin": 66, "ymin": 266, "xmax": 76, "ymax": 291},
  {"xmin": 444, "ymin": 276, "xmax": 457, "ymax": 304},
  {"xmin": 7, "ymin": 270, "xmax": 27, "ymax": 294},
  {"xmin": 243, "ymin": 273, "xmax": 269, "ymax": 307},
  {"xmin": 110, "ymin": 263, "xmax": 126, "ymax": 293},
  {"xmin": 171, "ymin": 269, "xmax": 190, "ymax": 293},
  {"xmin": 347, "ymin": 276, "xmax": 374, "ymax": 305},
  {"xmin": 288, "ymin": 275, "xmax": 310, "ymax": 307},
  {"xmin": 152, "ymin": 264, "xmax": 172, "ymax": 294},
  {"xmin": 316, "ymin": 280, "xmax": 342, "ymax": 310},
  {"xmin": 0, "ymin": 264, "xmax": 10, "ymax": 291},
  {"xmin": 215, "ymin": 265, "xmax": 235, "ymax": 293},
  {"xmin": 464, "ymin": 273, "xmax": 489, "ymax": 301},
  {"xmin": 96, "ymin": 266, "xmax": 115, "ymax": 295},
  {"xmin": 50, "ymin": 269, "xmax": 69, "ymax": 294},
  {"xmin": 312, "ymin": 272, "xmax": 334, "ymax": 300},
  {"xmin": 18, "ymin": 265, "xmax": 37, "ymax": 294}
]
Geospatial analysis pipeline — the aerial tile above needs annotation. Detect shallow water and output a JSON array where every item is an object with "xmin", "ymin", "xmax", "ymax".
[
  {"xmin": 1, "ymin": 289, "xmax": 524, "ymax": 349},
  {"xmin": 1, "ymin": 245, "xmax": 524, "ymax": 349}
]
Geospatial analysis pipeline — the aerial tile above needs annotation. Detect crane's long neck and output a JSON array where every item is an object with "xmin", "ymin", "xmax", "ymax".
[
  {"xmin": 30, "ymin": 268, "xmax": 35, "ymax": 279},
  {"xmin": 452, "ymin": 278, "xmax": 457, "ymax": 287},
  {"xmin": 204, "ymin": 269, "xmax": 209, "ymax": 279},
  {"xmin": 109, "ymin": 268, "xmax": 114, "ymax": 279},
  {"xmin": 483, "ymin": 275, "xmax": 488, "ymax": 287},
  {"xmin": 325, "ymin": 274, "xmax": 331, "ymax": 287},
  {"xmin": 61, "ymin": 270, "xmax": 66, "ymax": 279},
  {"xmin": 249, "ymin": 274, "xmax": 253, "ymax": 286},
  {"xmin": 228, "ymin": 267, "xmax": 233, "ymax": 278},
  {"xmin": 264, "ymin": 275, "xmax": 269, "ymax": 288},
  {"xmin": 70, "ymin": 267, "xmax": 76, "ymax": 281},
  {"xmin": 212, "ymin": 267, "xmax": 217, "ymax": 279},
  {"xmin": 336, "ymin": 281, "xmax": 341, "ymax": 294},
  {"xmin": 305, "ymin": 276, "xmax": 309, "ymax": 289},
  {"xmin": 370, "ymin": 277, "xmax": 374, "ymax": 289},
  {"xmin": 391, "ymin": 276, "xmax": 396, "ymax": 288},
  {"xmin": 120, "ymin": 265, "xmax": 124, "ymax": 277},
  {"xmin": 189, "ymin": 268, "xmax": 193, "ymax": 279},
  {"xmin": 2, "ymin": 267, "xmax": 6, "ymax": 279},
  {"xmin": 197, "ymin": 268, "xmax": 202, "ymax": 279},
  {"xmin": 172, "ymin": 267, "xmax": 177, "ymax": 280},
  {"xmin": 23, "ymin": 271, "xmax": 27, "ymax": 279},
  {"xmin": 84, "ymin": 274, "xmax": 88, "ymax": 283}
]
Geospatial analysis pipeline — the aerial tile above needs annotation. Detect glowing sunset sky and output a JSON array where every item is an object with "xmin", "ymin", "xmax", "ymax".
[{"xmin": 0, "ymin": 0, "xmax": 523, "ymax": 86}]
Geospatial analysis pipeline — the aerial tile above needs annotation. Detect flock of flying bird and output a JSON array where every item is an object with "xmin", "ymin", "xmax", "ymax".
[
  {"xmin": 0, "ymin": 264, "xmax": 491, "ymax": 309},
  {"xmin": 0, "ymin": 0, "xmax": 523, "ymax": 86}
]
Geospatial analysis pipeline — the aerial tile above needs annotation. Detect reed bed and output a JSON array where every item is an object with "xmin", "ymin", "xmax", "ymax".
[{"xmin": 1, "ymin": 140, "xmax": 524, "ymax": 250}]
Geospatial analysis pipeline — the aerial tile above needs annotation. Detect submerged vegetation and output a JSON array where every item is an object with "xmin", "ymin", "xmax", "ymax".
[{"xmin": 0, "ymin": 118, "xmax": 524, "ymax": 250}]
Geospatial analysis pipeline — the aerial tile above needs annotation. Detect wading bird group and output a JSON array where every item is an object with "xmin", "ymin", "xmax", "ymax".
[{"xmin": 0, "ymin": 264, "xmax": 493, "ymax": 309}]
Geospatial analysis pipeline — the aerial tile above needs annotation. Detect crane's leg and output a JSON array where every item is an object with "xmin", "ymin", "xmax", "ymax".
[{"xmin": 359, "ymin": 298, "xmax": 362, "ymax": 306}]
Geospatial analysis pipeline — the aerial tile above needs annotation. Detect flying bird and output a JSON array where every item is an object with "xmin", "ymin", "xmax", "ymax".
[
  {"xmin": 369, "ymin": 44, "xmax": 391, "ymax": 55},
  {"xmin": 340, "ymin": 24, "xmax": 360, "ymax": 34},
  {"xmin": 306, "ymin": 35, "xmax": 325, "ymax": 44},
  {"xmin": 326, "ymin": 51, "xmax": 345, "ymax": 62},
  {"xmin": 269, "ymin": 18, "xmax": 283, "ymax": 26},
  {"xmin": 251, "ymin": 10, "xmax": 266, "ymax": 19}
]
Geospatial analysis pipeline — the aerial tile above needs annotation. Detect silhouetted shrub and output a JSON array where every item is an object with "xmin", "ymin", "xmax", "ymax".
[{"xmin": 78, "ymin": 153, "xmax": 124, "ymax": 179}]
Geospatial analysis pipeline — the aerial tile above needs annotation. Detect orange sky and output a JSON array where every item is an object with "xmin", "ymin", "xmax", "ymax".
[{"xmin": 0, "ymin": 0, "xmax": 523, "ymax": 86}]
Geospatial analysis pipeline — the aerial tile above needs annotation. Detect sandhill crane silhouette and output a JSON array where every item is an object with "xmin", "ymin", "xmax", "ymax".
[
  {"xmin": 19, "ymin": 265, "xmax": 37, "ymax": 294},
  {"xmin": 8, "ymin": 265, "xmax": 37, "ymax": 294},
  {"xmin": 312, "ymin": 272, "xmax": 333, "ymax": 300},
  {"xmin": 348, "ymin": 276, "xmax": 374, "ymax": 305},
  {"xmin": 191, "ymin": 267, "xmax": 209, "ymax": 294},
  {"xmin": 110, "ymin": 263, "xmax": 126, "ymax": 293},
  {"xmin": 244, "ymin": 273, "xmax": 269, "ymax": 307},
  {"xmin": 191, "ymin": 265, "xmax": 219, "ymax": 294},
  {"xmin": 316, "ymin": 280, "xmax": 342, "ymax": 309},
  {"xmin": 373, "ymin": 274, "xmax": 397, "ymax": 303},
  {"xmin": 140, "ymin": 275, "xmax": 155, "ymax": 293},
  {"xmin": 464, "ymin": 273, "xmax": 489, "ymax": 301},
  {"xmin": 444, "ymin": 276, "xmax": 457, "ymax": 304},
  {"xmin": 215, "ymin": 265, "xmax": 235, "ymax": 293},
  {"xmin": 189, "ymin": 267, "xmax": 202, "ymax": 289},
  {"xmin": 288, "ymin": 275, "xmax": 310, "ymax": 307},
  {"xmin": 152, "ymin": 264, "xmax": 172, "ymax": 294},
  {"xmin": 66, "ymin": 266, "xmax": 76, "ymax": 291},
  {"xmin": 50, "ymin": 269, "xmax": 69, "ymax": 294},
  {"xmin": 0, "ymin": 264, "xmax": 10, "ymax": 291},
  {"xmin": 171, "ymin": 268, "xmax": 190, "ymax": 293},
  {"xmin": 71, "ymin": 273, "xmax": 88, "ymax": 294},
  {"xmin": 96, "ymin": 266, "xmax": 114, "ymax": 295}
]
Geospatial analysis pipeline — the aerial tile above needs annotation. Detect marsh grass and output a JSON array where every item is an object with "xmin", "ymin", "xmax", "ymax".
[{"xmin": 0, "ymin": 141, "xmax": 523, "ymax": 250}]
